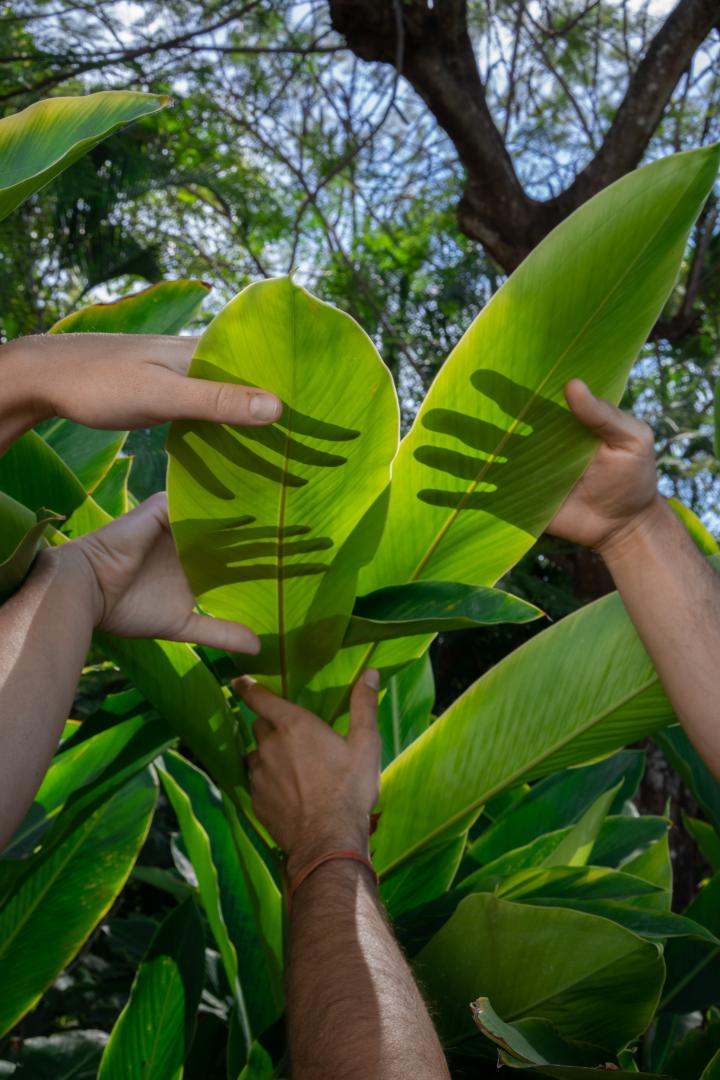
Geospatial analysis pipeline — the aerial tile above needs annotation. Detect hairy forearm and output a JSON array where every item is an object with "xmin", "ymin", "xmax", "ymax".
[
  {"xmin": 600, "ymin": 495, "xmax": 720, "ymax": 777},
  {"xmin": 0, "ymin": 546, "xmax": 97, "ymax": 848},
  {"xmin": 288, "ymin": 856, "xmax": 450, "ymax": 1080}
]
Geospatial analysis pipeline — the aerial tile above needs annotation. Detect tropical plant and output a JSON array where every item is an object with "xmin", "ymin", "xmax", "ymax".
[{"xmin": 0, "ymin": 92, "xmax": 719, "ymax": 1078}]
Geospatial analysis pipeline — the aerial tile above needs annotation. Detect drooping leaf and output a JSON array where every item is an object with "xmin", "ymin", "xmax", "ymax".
[
  {"xmin": 0, "ymin": 771, "xmax": 157, "ymax": 1036},
  {"xmin": 378, "ymin": 652, "xmax": 434, "ymax": 768},
  {"xmin": 307, "ymin": 143, "xmax": 720, "ymax": 715},
  {"xmin": 413, "ymin": 893, "xmax": 665, "ymax": 1053},
  {"xmin": 0, "ymin": 91, "xmax": 169, "ymax": 221},
  {"xmin": 167, "ymin": 276, "xmax": 399, "ymax": 698},
  {"xmin": 98, "ymin": 899, "xmax": 205, "ymax": 1080},
  {"xmin": 471, "ymin": 998, "xmax": 668, "ymax": 1078},
  {"xmin": 343, "ymin": 580, "xmax": 541, "ymax": 646},
  {"xmin": 372, "ymin": 580, "xmax": 687, "ymax": 879},
  {"xmin": 158, "ymin": 753, "xmax": 283, "ymax": 1061},
  {"xmin": 0, "ymin": 499, "xmax": 62, "ymax": 603}
]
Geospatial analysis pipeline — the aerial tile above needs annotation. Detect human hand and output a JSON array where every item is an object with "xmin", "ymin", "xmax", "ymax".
[
  {"xmin": 0, "ymin": 333, "xmax": 281, "ymax": 453},
  {"xmin": 233, "ymin": 672, "xmax": 381, "ymax": 875},
  {"xmin": 547, "ymin": 379, "xmax": 662, "ymax": 555},
  {"xmin": 56, "ymin": 492, "xmax": 260, "ymax": 652}
]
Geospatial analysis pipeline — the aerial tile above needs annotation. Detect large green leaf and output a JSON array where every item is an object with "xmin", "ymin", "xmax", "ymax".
[
  {"xmin": 50, "ymin": 279, "xmax": 209, "ymax": 335},
  {"xmin": 0, "ymin": 431, "xmax": 248, "ymax": 801},
  {"xmin": 167, "ymin": 276, "xmax": 399, "ymax": 697},
  {"xmin": 307, "ymin": 143, "xmax": 720, "ymax": 714},
  {"xmin": 371, "ymin": 581, "xmax": 683, "ymax": 878},
  {"xmin": 158, "ymin": 753, "xmax": 283, "ymax": 1060},
  {"xmin": 413, "ymin": 893, "xmax": 665, "ymax": 1053},
  {"xmin": 98, "ymin": 899, "xmax": 205, "ymax": 1080},
  {"xmin": 343, "ymin": 580, "xmax": 541, "ymax": 646},
  {"xmin": 0, "ymin": 91, "xmax": 168, "ymax": 221},
  {"xmin": 2, "ymin": 707, "xmax": 173, "ymax": 859},
  {"xmin": 0, "ymin": 771, "xmax": 157, "ymax": 1036}
]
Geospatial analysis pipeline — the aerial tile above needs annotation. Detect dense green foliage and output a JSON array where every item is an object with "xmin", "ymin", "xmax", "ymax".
[{"xmin": 1, "ymin": 5, "xmax": 720, "ymax": 1076}]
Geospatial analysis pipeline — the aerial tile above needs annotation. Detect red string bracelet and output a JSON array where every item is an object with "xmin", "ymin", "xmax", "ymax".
[{"xmin": 287, "ymin": 849, "xmax": 378, "ymax": 909}]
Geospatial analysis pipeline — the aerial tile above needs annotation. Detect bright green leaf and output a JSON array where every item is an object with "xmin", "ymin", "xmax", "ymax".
[
  {"xmin": 0, "ymin": 91, "xmax": 169, "ymax": 222},
  {"xmin": 167, "ymin": 276, "xmax": 399, "ymax": 698},
  {"xmin": 413, "ymin": 893, "xmax": 665, "ymax": 1052},
  {"xmin": 0, "ymin": 771, "xmax": 157, "ymax": 1036}
]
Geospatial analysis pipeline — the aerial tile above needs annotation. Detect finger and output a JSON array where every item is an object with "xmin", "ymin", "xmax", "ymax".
[
  {"xmin": 347, "ymin": 669, "xmax": 380, "ymax": 746},
  {"xmin": 175, "ymin": 612, "xmax": 261, "ymax": 654},
  {"xmin": 564, "ymin": 379, "xmax": 648, "ymax": 449},
  {"xmin": 87, "ymin": 492, "xmax": 168, "ymax": 558},
  {"xmin": 164, "ymin": 374, "xmax": 282, "ymax": 426},
  {"xmin": 252, "ymin": 716, "xmax": 273, "ymax": 744},
  {"xmin": 232, "ymin": 675, "xmax": 304, "ymax": 725},
  {"xmin": 245, "ymin": 750, "xmax": 260, "ymax": 782}
]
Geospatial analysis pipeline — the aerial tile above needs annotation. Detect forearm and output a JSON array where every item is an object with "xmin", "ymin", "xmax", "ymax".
[
  {"xmin": 0, "ymin": 546, "xmax": 98, "ymax": 848},
  {"xmin": 288, "ymin": 848, "xmax": 450, "ymax": 1080},
  {"xmin": 600, "ymin": 495, "xmax": 720, "ymax": 776},
  {"xmin": 0, "ymin": 337, "xmax": 47, "ymax": 455}
]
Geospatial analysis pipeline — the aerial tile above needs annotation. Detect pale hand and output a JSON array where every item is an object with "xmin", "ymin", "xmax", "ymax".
[
  {"xmin": 55, "ymin": 492, "xmax": 260, "ymax": 652},
  {"xmin": 0, "ymin": 333, "xmax": 281, "ymax": 452},
  {"xmin": 547, "ymin": 379, "xmax": 661, "ymax": 553},
  {"xmin": 233, "ymin": 673, "xmax": 381, "ymax": 875}
]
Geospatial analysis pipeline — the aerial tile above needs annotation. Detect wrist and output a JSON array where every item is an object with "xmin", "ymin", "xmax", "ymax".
[
  {"xmin": 286, "ymin": 817, "xmax": 370, "ymax": 879},
  {"xmin": 595, "ymin": 494, "xmax": 671, "ymax": 566},
  {"xmin": 0, "ymin": 337, "xmax": 53, "ymax": 431},
  {"xmin": 45, "ymin": 542, "xmax": 105, "ymax": 629}
]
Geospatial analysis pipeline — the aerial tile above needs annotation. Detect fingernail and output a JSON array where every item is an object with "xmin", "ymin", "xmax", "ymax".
[
  {"xmin": 232, "ymin": 675, "xmax": 257, "ymax": 693},
  {"xmin": 249, "ymin": 394, "xmax": 281, "ymax": 421},
  {"xmin": 243, "ymin": 634, "xmax": 262, "ymax": 656},
  {"xmin": 364, "ymin": 668, "xmax": 380, "ymax": 691}
]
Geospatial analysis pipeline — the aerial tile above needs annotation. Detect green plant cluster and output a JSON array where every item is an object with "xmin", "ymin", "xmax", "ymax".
[{"xmin": 1, "ymin": 92, "xmax": 720, "ymax": 1079}]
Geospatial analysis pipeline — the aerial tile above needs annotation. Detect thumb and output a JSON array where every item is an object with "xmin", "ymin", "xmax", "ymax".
[
  {"xmin": 347, "ymin": 669, "xmax": 380, "ymax": 747},
  {"xmin": 172, "ymin": 611, "xmax": 261, "ymax": 654},
  {"xmin": 166, "ymin": 375, "xmax": 282, "ymax": 427},
  {"xmin": 564, "ymin": 379, "xmax": 638, "ymax": 448}
]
